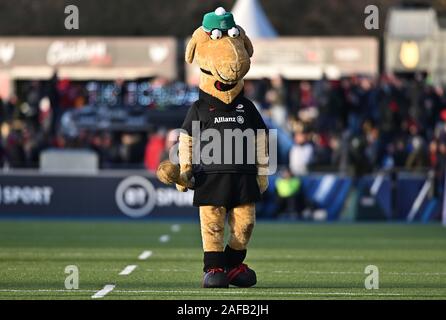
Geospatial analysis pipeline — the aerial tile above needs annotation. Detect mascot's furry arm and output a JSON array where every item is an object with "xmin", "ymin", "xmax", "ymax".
[
  {"xmin": 176, "ymin": 133, "xmax": 194, "ymax": 192},
  {"xmin": 256, "ymin": 130, "xmax": 269, "ymax": 193},
  {"xmin": 156, "ymin": 133, "xmax": 194, "ymax": 192}
]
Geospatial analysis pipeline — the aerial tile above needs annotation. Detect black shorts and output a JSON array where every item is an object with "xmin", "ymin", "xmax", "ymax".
[{"xmin": 192, "ymin": 173, "xmax": 261, "ymax": 210}]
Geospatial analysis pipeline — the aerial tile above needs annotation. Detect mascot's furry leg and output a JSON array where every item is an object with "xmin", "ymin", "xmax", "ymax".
[
  {"xmin": 225, "ymin": 203, "xmax": 257, "ymax": 287},
  {"xmin": 199, "ymin": 204, "xmax": 256, "ymax": 288},
  {"xmin": 199, "ymin": 206, "xmax": 228, "ymax": 287}
]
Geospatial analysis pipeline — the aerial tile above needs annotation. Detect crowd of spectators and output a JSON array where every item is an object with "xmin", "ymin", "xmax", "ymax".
[
  {"xmin": 245, "ymin": 74, "xmax": 446, "ymax": 178},
  {"xmin": 0, "ymin": 76, "xmax": 192, "ymax": 169},
  {"xmin": 1, "ymin": 73, "xmax": 446, "ymax": 188}
]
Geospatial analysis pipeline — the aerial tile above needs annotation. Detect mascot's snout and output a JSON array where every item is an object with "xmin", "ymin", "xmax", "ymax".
[{"xmin": 205, "ymin": 36, "xmax": 251, "ymax": 84}]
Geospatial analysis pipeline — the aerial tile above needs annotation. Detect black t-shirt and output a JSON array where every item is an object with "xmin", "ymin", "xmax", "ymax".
[{"xmin": 181, "ymin": 90, "xmax": 267, "ymax": 174}]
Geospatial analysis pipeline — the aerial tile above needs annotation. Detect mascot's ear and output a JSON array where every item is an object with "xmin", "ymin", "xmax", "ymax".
[
  {"xmin": 185, "ymin": 27, "xmax": 207, "ymax": 64},
  {"xmin": 185, "ymin": 35, "xmax": 196, "ymax": 64},
  {"xmin": 238, "ymin": 26, "xmax": 254, "ymax": 58}
]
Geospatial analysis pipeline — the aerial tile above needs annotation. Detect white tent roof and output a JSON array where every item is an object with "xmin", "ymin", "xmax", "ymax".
[
  {"xmin": 386, "ymin": 8, "xmax": 438, "ymax": 39},
  {"xmin": 232, "ymin": 0, "xmax": 277, "ymax": 39}
]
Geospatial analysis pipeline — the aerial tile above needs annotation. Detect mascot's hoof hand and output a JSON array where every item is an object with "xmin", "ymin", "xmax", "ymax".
[
  {"xmin": 156, "ymin": 160, "xmax": 180, "ymax": 185},
  {"xmin": 202, "ymin": 268, "xmax": 229, "ymax": 288},
  {"xmin": 256, "ymin": 175, "xmax": 269, "ymax": 194},
  {"xmin": 227, "ymin": 264, "xmax": 257, "ymax": 287},
  {"xmin": 176, "ymin": 184, "xmax": 188, "ymax": 192},
  {"xmin": 157, "ymin": 160, "xmax": 194, "ymax": 191},
  {"xmin": 179, "ymin": 171, "xmax": 195, "ymax": 189},
  {"xmin": 176, "ymin": 171, "xmax": 195, "ymax": 192}
]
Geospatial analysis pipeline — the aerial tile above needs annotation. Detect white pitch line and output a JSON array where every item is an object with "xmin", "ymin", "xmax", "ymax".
[
  {"xmin": 112, "ymin": 289, "xmax": 405, "ymax": 297},
  {"xmin": 142, "ymin": 269, "xmax": 446, "ymax": 277},
  {"xmin": 138, "ymin": 250, "xmax": 153, "ymax": 260},
  {"xmin": 0, "ymin": 288, "xmax": 405, "ymax": 297},
  {"xmin": 0, "ymin": 289, "xmax": 95, "ymax": 293},
  {"xmin": 159, "ymin": 234, "xmax": 170, "ymax": 243},
  {"xmin": 119, "ymin": 265, "xmax": 137, "ymax": 275},
  {"xmin": 171, "ymin": 224, "xmax": 181, "ymax": 233},
  {"xmin": 273, "ymin": 270, "xmax": 446, "ymax": 276},
  {"xmin": 91, "ymin": 284, "xmax": 115, "ymax": 299},
  {"xmin": 282, "ymin": 255, "xmax": 365, "ymax": 260},
  {"xmin": 388, "ymin": 272, "xmax": 446, "ymax": 276},
  {"xmin": 2, "ymin": 288, "xmax": 446, "ymax": 298},
  {"xmin": 273, "ymin": 270, "xmax": 363, "ymax": 274}
]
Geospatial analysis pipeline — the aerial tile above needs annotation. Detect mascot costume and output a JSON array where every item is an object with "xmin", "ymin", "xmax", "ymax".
[{"xmin": 157, "ymin": 7, "xmax": 269, "ymax": 288}]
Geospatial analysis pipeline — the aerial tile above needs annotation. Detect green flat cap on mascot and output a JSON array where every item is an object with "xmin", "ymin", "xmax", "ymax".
[
  {"xmin": 202, "ymin": 7, "xmax": 236, "ymax": 32},
  {"xmin": 156, "ymin": 7, "xmax": 269, "ymax": 288}
]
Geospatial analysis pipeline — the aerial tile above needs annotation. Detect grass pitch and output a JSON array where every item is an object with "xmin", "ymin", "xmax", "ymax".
[{"xmin": 0, "ymin": 220, "xmax": 446, "ymax": 300}]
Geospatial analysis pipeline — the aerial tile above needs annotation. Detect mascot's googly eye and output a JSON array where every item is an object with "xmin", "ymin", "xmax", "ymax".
[
  {"xmin": 228, "ymin": 27, "xmax": 240, "ymax": 38},
  {"xmin": 210, "ymin": 29, "xmax": 223, "ymax": 40}
]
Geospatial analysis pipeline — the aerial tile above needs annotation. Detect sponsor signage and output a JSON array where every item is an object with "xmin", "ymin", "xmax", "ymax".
[
  {"xmin": 186, "ymin": 37, "xmax": 378, "ymax": 83},
  {"xmin": 0, "ymin": 172, "xmax": 195, "ymax": 218},
  {"xmin": 0, "ymin": 37, "xmax": 177, "ymax": 80}
]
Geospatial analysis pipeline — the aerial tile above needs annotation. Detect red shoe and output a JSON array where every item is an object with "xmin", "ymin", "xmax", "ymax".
[
  {"xmin": 227, "ymin": 264, "xmax": 257, "ymax": 287},
  {"xmin": 202, "ymin": 268, "xmax": 229, "ymax": 288}
]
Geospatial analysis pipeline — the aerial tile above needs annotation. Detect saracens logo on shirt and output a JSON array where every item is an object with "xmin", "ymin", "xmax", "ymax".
[
  {"xmin": 236, "ymin": 115, "xmax": 244, "ymax": 124},
  {"xmin": 213, "ymin": 116, "xmax": 245, "ymax": 124}
]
